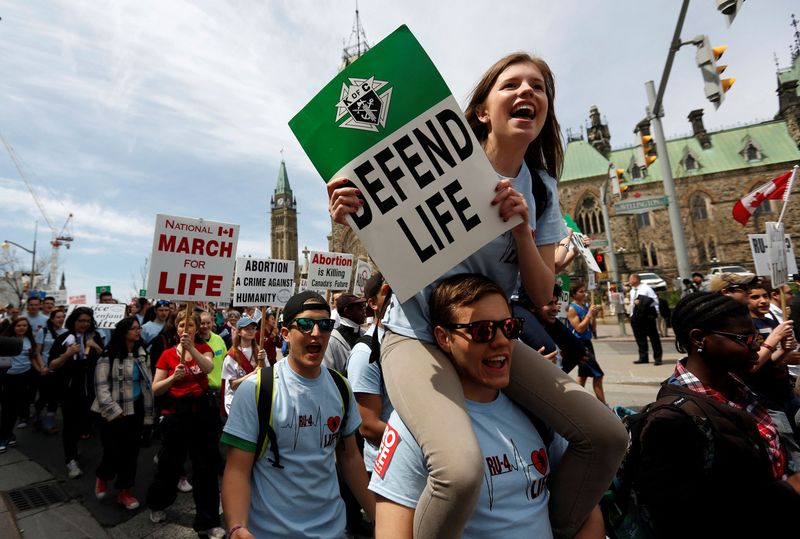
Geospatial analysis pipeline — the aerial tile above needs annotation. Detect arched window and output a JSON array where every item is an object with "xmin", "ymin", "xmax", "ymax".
[
  {"xmin": 649, "ymin": 243, "xmax": 659, "ymax": 267},
  {"xmin": 690, "ymin": 194, "xmax": 709, "ymax": 220},
  {"xmin": 684, "ymin": 154, "xmax": 697, "ymax": 170},
  {"xmin": 630, "ymin": 166, "xmax": 642, "ymax": 179},
  {"xmin": 640, "ymin": 244, "xmax": 650, "ymax": 267},
  {"xmin": 576, "ymin": 195, "xmax": 604, "ymax": 235},
  {"xmin": 706, "ymin": 237, "xmax": 717, "ymax": 259}
]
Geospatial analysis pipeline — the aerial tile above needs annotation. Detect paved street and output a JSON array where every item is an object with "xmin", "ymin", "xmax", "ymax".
[{"xmin": 0, "ymin": 321, "xmax": 677, "ymax": 538}]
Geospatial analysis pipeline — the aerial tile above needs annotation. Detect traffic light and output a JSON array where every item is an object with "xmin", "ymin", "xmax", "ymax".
[
  {"xmin": 610, "ymin": 167, "xmax": 627, "ymax": 196},
  {"xmin": 634, "ymin": 134, "xmax": 657, "ymax": 168},
  {"xmin": 695, "ymin": 35, "xmax": 735, "ymax": 109},
  {"xmin": 594, "ymin": 252, "xmax": 606, "ymax": 272}
]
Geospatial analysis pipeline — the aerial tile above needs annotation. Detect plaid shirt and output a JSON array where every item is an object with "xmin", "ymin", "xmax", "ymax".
[
  {"xmin": 92, "ymin": 352, "xmax": 154, "ymax": 425},
  {"xmin": 668, "ymin": 359, "xmax": 787, "ymax": 479}
]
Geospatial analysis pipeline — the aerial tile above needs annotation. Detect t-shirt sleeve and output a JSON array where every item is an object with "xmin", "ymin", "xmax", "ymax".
[
  {"xmin": 35, "ymin": 329, "xmax": 45, "ymax": 345},
  {"xmin": 220, "ymin": 355, "xmax": 238, "ymax": 382},
  {"xmin": 155, "ymin": 348, "xmax": 173, "ymax": 371},
  {"xmin": 368, "ymin": 413, "xmax": 427, "ymax": 509},
  {"xmin": 348, "ymin": 344, "xmax": 381, "ymax": 395},
  {"xmin": 222, "ymin": 375, "xmax": 259, "ymax": 452},
  {"xmin": 534, "ymin": 172, "xmax": 569, "ymax": 246}
]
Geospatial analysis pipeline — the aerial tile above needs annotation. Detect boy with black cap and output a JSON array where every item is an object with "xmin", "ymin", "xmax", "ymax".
[{"xmin": 221, "ymin": 291, "xmax": 374, "ymax": 539}]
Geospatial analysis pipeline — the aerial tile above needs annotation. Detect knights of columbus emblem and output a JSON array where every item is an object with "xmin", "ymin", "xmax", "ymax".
[{"xmin": 335, "ymin": 76, "xmax": 393, "ymax": 132}]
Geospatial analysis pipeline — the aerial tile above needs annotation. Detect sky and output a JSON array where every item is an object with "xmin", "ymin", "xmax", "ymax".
[{"xmin": 0, "ymin": 0, "xmax": 797, "ymax": 301}]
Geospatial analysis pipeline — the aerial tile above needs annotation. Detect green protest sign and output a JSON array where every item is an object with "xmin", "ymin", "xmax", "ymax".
[
  {"xmin": 289, "ymin": 25, "xmax": 517, "ymax": 302},
  {"xmin": 563, "ymin": 214, "xmax": 582, "ymax": 233}
]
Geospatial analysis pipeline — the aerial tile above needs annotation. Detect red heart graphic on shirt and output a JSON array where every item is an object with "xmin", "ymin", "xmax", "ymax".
[
  {"xmin": 327, "ymin": 416, "xmax": 341, "ymax": 433},
  {"xmin": 531, "ymin": 448, "xmax": 548, "ymax": 475}
]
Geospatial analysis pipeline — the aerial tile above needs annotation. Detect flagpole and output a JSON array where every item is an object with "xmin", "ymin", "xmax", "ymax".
[{"xmin": 777, "ymin": 165, "xmax": 798, "ymax": 225}]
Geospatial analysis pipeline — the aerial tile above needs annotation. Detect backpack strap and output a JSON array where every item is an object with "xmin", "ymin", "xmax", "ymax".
[
  {"xmin": 326, "ymin": 367, "xmax": 351, "ymax": 434},
  {"xmin": 255, "ymin": 366, "xmax": 283, "ymax": 469}
]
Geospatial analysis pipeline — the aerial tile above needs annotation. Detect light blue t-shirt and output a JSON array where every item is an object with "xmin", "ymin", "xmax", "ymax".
[
  {"xmin": 24, "ymin": 312, "xmax": 49, "ymax": 335},
  {"xmin": 140, "ymin": 320, "xmax": 165, "ymax": 346},
  {"xmin": 5, "ymin": 338, "xmax": 34, "ymax": 375},
  {"xmin": 347, "ymin": 325, "xmax": 393, "ymax": 471},
  {"xmin": 383, "ymin": 163, "xmax": 567, "ymax": 343},
  {"xmin": 35, "ymin": 327, "xmax": 67, "ymax": 366},
  {"xmin": 222, "ymin": 358, "xmax": 362, "ymax": 539},
  {"xmin": 369, "ymin": 392, "xmax": 567, "ymax": 539}
]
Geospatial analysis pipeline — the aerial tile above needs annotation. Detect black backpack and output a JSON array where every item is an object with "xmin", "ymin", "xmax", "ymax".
[{"xmin": 601, "ymin": 395, "xmax": 715, "ymax": 539}]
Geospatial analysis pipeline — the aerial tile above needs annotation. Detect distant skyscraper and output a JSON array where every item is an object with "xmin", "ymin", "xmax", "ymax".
[{"xmin": 270, "ymin": 158, "xmax": 299, "ymax": 282}]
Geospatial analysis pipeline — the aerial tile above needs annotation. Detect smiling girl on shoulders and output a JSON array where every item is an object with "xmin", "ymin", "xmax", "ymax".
[{"xmin": 328, "ymin": 52, "xmax": 626, "ymax": 539}]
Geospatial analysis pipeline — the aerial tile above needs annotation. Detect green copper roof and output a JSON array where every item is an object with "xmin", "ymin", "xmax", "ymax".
[
  {"xmin": 777, "ymin": 54, "xmax": 800, "ymax": 88},
  {"xmin": 275, "ymin": 159, "xmax": 292, "ymax": 195},
  {"xmin": 561, "ymin": 140, "xmax": 612, "ymax": 181},
  {"xmin": 561, "ymin": 119, "xmax": 800, "ymax": 185}
]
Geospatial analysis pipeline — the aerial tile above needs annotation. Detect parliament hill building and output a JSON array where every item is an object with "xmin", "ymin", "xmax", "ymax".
[{"xmin": 558, "ymin": 50, "xmax": 800, "ymax": 282}]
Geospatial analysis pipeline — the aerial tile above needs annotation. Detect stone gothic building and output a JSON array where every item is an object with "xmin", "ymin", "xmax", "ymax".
[
  {"xmin": 269, "ymin": 158, "xmax": 300, "ymax": 283},
  {"xmin": 558, "ymin": 51, "xmax": 800, "ymax": 282}
]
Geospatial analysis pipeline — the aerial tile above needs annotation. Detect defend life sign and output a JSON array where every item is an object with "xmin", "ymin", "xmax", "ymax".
[
  {"xmin": 146, "ymin": 214, "xmax": 239, "ymax": 302},
  {"xmin": 289, "ymin": 25, "xmax": 518, "ymax": 302},
  {"xmin": 307, "ymin": 251, "xmax": 354, "ymax": 292},
  {"xmin": 233, "ymin": 258, "xmax": 295, "ymax": 308},
  {"xmin": 66, "ymin": 304, "xmax": 126, "ymax": 330}
]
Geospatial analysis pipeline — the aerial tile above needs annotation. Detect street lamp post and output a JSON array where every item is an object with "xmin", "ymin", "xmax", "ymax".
[{"xmin": 2, "ymin": 221, "xmax": 38, "ymax": 297}]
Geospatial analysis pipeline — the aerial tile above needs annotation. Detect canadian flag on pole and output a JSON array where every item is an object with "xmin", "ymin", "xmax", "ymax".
[{"xmin": 732, "ymin": 168, "xmax": 796, "ymax": 225}]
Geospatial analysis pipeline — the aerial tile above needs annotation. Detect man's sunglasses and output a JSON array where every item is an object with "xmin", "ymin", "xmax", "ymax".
[
  {"xmin": 707, "ymin": 330, "xmax": 763, "ymax": 347},
  {"xmin": 290, "ymin": 318, "xmax": 336, "ymax": 334},
  {"xmin": 444, "ymin": 317, "xmax": 524, "ymax": 343}
]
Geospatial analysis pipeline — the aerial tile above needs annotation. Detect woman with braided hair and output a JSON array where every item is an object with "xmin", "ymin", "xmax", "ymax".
[{"xmin": 633, "ymin": 292, "xmax": 800, "ymax": 537}]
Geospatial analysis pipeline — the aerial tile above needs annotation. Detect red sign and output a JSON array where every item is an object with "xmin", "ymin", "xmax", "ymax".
[
  {"xmin": 373, "ymin": 424, "xmax": 400, "ymax": 478},
  {"xmin": 68, "ymin": 295, "xmax": 86, "ymax": 305}
]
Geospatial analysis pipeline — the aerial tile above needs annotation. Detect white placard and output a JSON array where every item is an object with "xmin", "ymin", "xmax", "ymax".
[
  {"xmin": 749, "ymin": 232, "xmax": 798, "ymax": 278},
  {"xmin": 45, "ymin": 290, "xmax": 67, "ymax": 305},
  {"xmin": 307, "ymin": 251, "xmax": 354, "ymax": 292},
  {"xmin": 767, "ymin": 222, "xmax": 789, "ymax": 287},
  {"xmin": 587, "ymin": 272, "xmax": 597, "ymax": 291},
  {"xmin": 65, "ymin": 304, "xmax": 126, "ymax": 330},
  {"xmin": 298, "ymin": 278, "xmax": 308, "ymax": 293},
  {"xmin": 557, "ymin": 275, "xmax": 571, "ymax": 320},
  {"xmin": 146, "ymin": 214, "xmax": 239, "ymax": 302},
  {"xmin": 572, "ymin": 232, "xmax": 601, "ymax": 273},
  {"xmin": 352, "ymin": 260, "xmax": 373, "ymax": 296},
  {"xmin": 232, "ymin": 258, "xmax": 295, "ymax": 308}
]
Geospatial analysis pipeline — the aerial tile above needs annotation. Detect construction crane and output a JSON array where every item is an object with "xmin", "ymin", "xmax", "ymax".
[{"xmin": 1, "ymin": 134, "xmax": 74, "ymax": 288}]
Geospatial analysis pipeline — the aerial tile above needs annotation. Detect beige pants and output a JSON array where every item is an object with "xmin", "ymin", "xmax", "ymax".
[{"xmin": 381, "ymin": 331, "xmax": 627, "ymax": 539}]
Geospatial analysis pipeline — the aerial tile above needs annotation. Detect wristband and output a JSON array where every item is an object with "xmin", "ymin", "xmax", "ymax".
[
  {"xmin": 762, "ymin": 343, "xmax": 777, "ymax": 353},
  {"xmin": 229, "ymin": 525, "xmax": 245, "ymax": 537}
]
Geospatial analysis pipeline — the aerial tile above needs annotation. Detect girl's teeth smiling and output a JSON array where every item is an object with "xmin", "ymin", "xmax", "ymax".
[{"xmin": 511, "ymin": 104, "xmax": 533, "ymax": 119}]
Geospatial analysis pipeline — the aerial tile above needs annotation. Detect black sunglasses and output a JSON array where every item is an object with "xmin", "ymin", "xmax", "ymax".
[
  {"xmin": 707, "ymin": 330, "xmax": 763, "ymax": 348},
  {"xmin": 444, "ymin": 317, "xmax": 524, "ymax": 343},
  {"xmin": 290, "ymin": 318, "xmax": 336, "ymax": 334}
]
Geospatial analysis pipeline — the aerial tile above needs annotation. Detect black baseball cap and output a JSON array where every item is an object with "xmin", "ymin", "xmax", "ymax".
[{"xmin": 282, "ymin": 291, "xmax": 330, "ymax": 325}]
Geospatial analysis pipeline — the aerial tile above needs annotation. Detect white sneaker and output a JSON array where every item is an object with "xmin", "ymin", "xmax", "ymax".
[
  {"xmin": 176, "ymin": 477, "xmax": 193, "ymax": 492},
  {"xmin": 149, "ymin": 510, "xmax": 166, "ymax": 523},
  {"xmin": 153, "ymin": 453, "xmax": 159, "ymax": 465},
  {"xmin": 200, "ymin": 527, "xmax": 226, "ymax": 539},
  {"xmin": 66, "ymin": 459, "xmax": 83, "ymax": 479}
]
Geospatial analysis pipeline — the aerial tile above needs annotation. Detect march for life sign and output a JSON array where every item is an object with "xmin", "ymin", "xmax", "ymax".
[
  {"xmin": 233, "ymin": 258, "xmax": 295, "ymax": 308},
  {"xmin": 307, "ymin": 251, "xmax": 354, "ymax": 292},
  {"xmin": 748, "ymin": 232, "xmax": 798, "ymax": 278},
  {"xmin": 66, "ymin": 304, "xmax": 126, "ymax": 330},
  {"xmin": 289, "ymin": 26, "xmax": 518, "ymax": 302},
  {"xmin": 352, "ymin": 259, "xmax": 373, "ymax": 296},
  {"xmin": 146, "ymin": 214, "xmax": 239, "ymax": 302}
]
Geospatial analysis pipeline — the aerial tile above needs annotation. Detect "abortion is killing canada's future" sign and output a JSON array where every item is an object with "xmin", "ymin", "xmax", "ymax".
[{"xmin": 289, "ymin": 25, "xmax": 518, "ymax": 302}]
